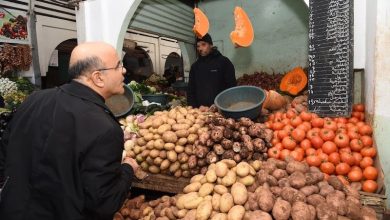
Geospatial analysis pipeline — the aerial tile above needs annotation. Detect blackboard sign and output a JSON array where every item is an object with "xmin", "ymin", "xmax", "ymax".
[{"xmin": 308, "ymin": 0, "xmax": 354, "ymax": 117}]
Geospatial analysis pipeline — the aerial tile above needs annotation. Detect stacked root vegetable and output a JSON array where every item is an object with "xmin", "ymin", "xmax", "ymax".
[
  {"xmin": 191, "ymin": 114, "xmax": 273, "ymax": 175},
  {"xmin": 124, "ymin": 106, "xmax": 209, "ymax": 178},
  {"xmin": 123, "ymin": 106, "xmax": 274, "ymax": 177},
  {"xmin": 115, "ymin": 158, "xmax": 377, "ymax": 220},
  {"xmin": 114, "ymin": 195, "xmax": 180, "ymax": 220},
  {"xmin": 266, "ymin": 104, "xmax": 379, "ymax": 193}
]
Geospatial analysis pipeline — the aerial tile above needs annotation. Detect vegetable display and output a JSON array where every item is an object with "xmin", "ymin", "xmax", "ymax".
[
  {"xmin": 125, "ymin": 106, "xmax": 208, "ymax": 177},
  {"xmin": 266, "ymin": 104, "xmax": 380, "ymax": 193},
  {"xmin": 124, "ymin": 107, "xmax": 274, "ymax": 177},
  {"xmin": 193, "ymin": 114, "xmax": 274, "ymax": 169},
  {"xmin": 115, "ymin": 158, "xmax": 377, "ymax": 220}
]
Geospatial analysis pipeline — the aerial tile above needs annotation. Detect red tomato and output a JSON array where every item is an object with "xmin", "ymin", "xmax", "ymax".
[
  {"xmin": 324, "ymin": 120, "xmax": 338, "ymax": 131},
  {"xmin": 300, "ymin": 139, "xmax": 312, "ymax": 150},
  {"xmin": 297, "ymin": 124, "xmax": 309, "ymax": 132},
  {"xmin": 320, "ymin": 129, "xmax": 335, "ymax": 141},
  {"xmin": 360, "ymin": 136, "xmax": 373, "ymax": 147},
  {"xmin": 277, "ymin": 130, "xmax": 289, "ymax": 140},
  {"xmin": 353, "ymin": 104, "xmax": 365, "ymax": 112},
  {"xmin": 362, "ymin": 180, "xmax": 378, "ymax": 193},
  {"xmin": 340, "ymin": 152, "xmax": 355, "ymax": 166},
  {"xmin": 312, "ymin": 118, "xmax": 324, "ymax": 128},
  {"xmin": 282, "ymin": 136, "xmax": 297, "ymax": 150},
  {"xmin": 336, "ymin": 163, "xmax": 351, "ymax": 175},
  {"xmin": 291, "ymin": 128, "xmax": 306, "ymax": 142},
  {"xmin": 350, "ymin": 139, "xmax": 363, "ymax": 152},
  {"xmin": 286, "ymin": 109, "xmax": 297, "ymax": 119},
  {"xmin": 349, "ymin": 117, "xmax": 360, "ymax": 124},
  {"xmin": 274, "ymin": 143, "xmax": 284, "ymax": 150},
  {"xmin": 361, "ymin": 147, "xmax": 377, "ymax": 158},
  {"xmin": 322, "ymin": 141, "xmax": 337, "ymax": 154},
  {"xmin": 299, "ymin": 111, "xmax": 312, "ymax": 121},
  {"xmin": 311, "ymin": 136, "xmax": 324, "ymax": 149},
  {"xmin": 283, "ymin": 125, "xmax": 295, "ymax": 135},
  {"xmin": 348, "ymin": 130, "xmax": 360, "ymax": 140},
  {"xmin": 359, "ymin": 125, "xmax": 373, "ymax": 136},
  {"xmin": 280, "ymin": 149, "xmax": 291, "ymax": 160},
  {"xmin": 363, "ymin": 166, "xmax": 378, "ymax": 180},
  {"xmin": 290, "ymin": 150, "xmax": 304, "ymax": 161},
  {"xmin": 268, "ymin": 147, "xmax": 280, "ymax": 159},
  {"xmin": 305, "ymin": 148, "xmax": 316, "ymax": 156},
  {"xmin": 306, "ymin": 155, "xmax": 321, "ymax": 167},
  {"xmin": 320, "ymin": 162, "xmax": 335, "ymax": 174},
  {"xmin": 352, "ymin": 152, "xmax": 363, "ymax": 166},
  {"xmin": 334, "ymin": 133, "xmax": 350, "ymax": 148},
  {"xmin": 360, "ymin": 157, "xmax": 374, "ymax": 169},
  {"xmin": 306, "ymin": 129, "xmax": 319, "ymax": 140},
  {"xmin": 290, "ymin": 116, "xmax": 303, "ymax": 128},
  {"xmin": 328, "ymin": 152, "xmax": 341, "ymax": 165}
]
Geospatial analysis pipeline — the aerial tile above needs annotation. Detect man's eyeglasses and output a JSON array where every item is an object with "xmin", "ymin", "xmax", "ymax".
[{"xmin": 97, "ymin": 61, "xmax": 124, "ymax": 72}]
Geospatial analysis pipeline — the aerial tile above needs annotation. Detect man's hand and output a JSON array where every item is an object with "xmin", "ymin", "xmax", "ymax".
[
  {"xmin": 122, "ymin": 157, "xmax": 139, "ymax": 171},
  {"xmin": 123, "ymin": 157, "xmax": 148, "ymax": 180}
]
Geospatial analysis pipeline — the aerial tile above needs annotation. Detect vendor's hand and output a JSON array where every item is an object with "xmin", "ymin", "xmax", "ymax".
[{"xmin": 122, "ymin": 157, "xmax": 139, "ymax": 171}]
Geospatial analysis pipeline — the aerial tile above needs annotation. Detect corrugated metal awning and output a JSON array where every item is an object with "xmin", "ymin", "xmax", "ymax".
[{"xmin": 129, "ymin": 0, "xmax": 195, "ymax": 44}]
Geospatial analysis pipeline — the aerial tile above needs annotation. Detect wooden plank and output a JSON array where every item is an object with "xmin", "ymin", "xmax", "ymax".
[{"xmin": 132, "ymin": 174, "xmax": 190, "ymax": 194}]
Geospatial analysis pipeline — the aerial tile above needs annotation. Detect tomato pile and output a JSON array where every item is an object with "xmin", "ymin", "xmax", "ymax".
[{"xmin": 266, "ymin": 104, "xmax": 379, "ymax": 193}]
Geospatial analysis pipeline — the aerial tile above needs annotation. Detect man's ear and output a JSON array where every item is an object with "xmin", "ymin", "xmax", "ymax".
[{"xmin": 90, "ymin": 70, "xmax": 105, "ymax": 88}]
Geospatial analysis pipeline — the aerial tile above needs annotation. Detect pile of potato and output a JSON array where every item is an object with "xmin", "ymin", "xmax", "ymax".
[
  {"xmin": 190, "ymin": 115, "xmax": 273, "ymax": 175},
  {"xmin": 171, "ymin": 158, "xmax": 377, "ymax": 220},
  {"xmin": 125, "ymin": 106, "xmax": 209, "ymax": 177},
  {"xmin": 114, "ymin": 157, "xmax": 378, "ymax": 220},
  {"xmin": 114, "ymin": 195, "xmax": 180, "ymax": 220},
  {"xmin": 174, "ymin": 159, "xmax": 263, "ymax": 220},
  {"xmin": 247, "ymin": 158, "xmax": 377, "ymax": 220}
]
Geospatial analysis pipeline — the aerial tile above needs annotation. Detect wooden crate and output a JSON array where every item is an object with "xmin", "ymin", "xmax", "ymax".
[
  {"xmin": 132, "ymin": 174, "xmax": 190, "ymax": 194},
  {"xmin": 360, "ymin": 191, "xmax": 387, "ymax": 219}
]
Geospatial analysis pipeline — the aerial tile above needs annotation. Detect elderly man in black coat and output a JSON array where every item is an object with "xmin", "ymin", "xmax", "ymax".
[
  {"xmin": 187, "ymin": 33, "xmax": 237, "ymax": 107},
  {"xmin": 0, "ymin": 42, "xmax": 138, "ymax": 220}
]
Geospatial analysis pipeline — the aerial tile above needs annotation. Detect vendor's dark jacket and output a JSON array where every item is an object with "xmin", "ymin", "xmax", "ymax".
[
  {"xmin": 0, "ymin": 81, "xmax": 134, "ymax": 220},
  {"xmin": 187, "ymin": 48, "xmax": 237, "ymax": 107}
]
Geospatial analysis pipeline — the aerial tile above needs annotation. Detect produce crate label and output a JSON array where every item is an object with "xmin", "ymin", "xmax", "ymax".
[{"xmin": 308, "ymin": 0, "xmax": 353, "ymax": 117}]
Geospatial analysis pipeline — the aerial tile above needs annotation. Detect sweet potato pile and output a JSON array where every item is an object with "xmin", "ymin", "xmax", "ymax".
[{"xmin": 191, "ymin": 115, "xmax": 273, "ymax": 174}]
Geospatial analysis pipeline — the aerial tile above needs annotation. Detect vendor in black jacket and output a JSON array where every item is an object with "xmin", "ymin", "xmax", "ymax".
[
  {"xmin": 187, "ymin": 33, "xmax": 237, "ymax": 107},
  {"xmin": 0, "ymin": 42, "xmax": 138, "ymax": 220}
]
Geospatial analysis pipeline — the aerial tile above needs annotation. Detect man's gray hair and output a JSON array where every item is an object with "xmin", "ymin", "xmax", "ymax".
[{"xmin": 68, "ymin": 56, "xmax": 103, "ymax": 79}]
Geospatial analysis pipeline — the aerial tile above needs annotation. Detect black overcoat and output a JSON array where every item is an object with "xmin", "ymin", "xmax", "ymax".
[{"xmin": 0, "ymin": 81, "xmax": 133, "ymax": 220}]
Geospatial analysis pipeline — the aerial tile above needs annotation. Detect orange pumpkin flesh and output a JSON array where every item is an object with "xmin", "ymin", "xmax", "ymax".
[
  {"xmin": 193, "ymin": 8, "xmax": 209, "ymax": 38},
  {"xmin": 280, "ymin": 67, "xmax": 308, "ymax": 95},
  {"xmin": 230, "ymin": 6, "xmax": 254, "ymax": 48}
]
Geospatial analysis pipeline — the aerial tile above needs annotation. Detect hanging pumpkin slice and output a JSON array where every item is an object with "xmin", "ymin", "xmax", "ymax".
[
  {"xmin": 193, "ymin": 7, "xmax": 209, "ymax": 38},
  {"xmin": 280, "ymin": 67, "xmax": 308, "ymax": 96},
  {"xmin": 230, "ymin": 6, "xmax": 254, "ymax": 48}
]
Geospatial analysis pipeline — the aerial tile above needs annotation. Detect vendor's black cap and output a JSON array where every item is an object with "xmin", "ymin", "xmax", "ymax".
[{"xmin": 196, "ymin": 33, "xmax": 213, "ymax": 45}]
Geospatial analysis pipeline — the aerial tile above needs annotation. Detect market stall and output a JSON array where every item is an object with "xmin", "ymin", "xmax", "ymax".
[
  {"xmin": 96, "ymin": 0, "xmax": 388, "ymax": 218},
  {"xmin": 1, "ymin": 0, "xmax": 389, "ymax": 219}
]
